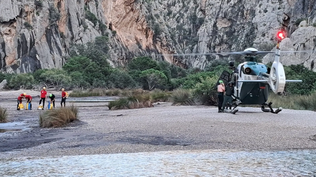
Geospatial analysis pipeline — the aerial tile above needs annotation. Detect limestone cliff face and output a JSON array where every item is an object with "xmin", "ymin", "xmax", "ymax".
[{"xmin": 0, "ymin": 0, "xmax": 315, "ymax": 73}]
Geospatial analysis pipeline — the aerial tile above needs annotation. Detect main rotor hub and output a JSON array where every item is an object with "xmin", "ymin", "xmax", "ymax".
[{"xmin": 243, "ymin": 48, "xmax": 258, "ymax": 52}]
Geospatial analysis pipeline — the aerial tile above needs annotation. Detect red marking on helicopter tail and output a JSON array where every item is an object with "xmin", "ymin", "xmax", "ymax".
[
  {"xmin": 260, "ymin": 86, "xmax": 266, "ymax": 89},
  {"xmin": 277, "ymin": 31, "xmax": 286, "ymax": 40}
]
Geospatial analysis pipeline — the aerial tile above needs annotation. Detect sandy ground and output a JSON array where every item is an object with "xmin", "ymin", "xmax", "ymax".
[{"xmin": 1, "ymin": 89, "xmax": 316, "ymax": 159}]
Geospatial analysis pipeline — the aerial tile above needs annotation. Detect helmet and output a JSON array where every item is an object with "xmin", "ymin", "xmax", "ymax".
[
  {"xmin": 61, "ymin": 88, "xmax": 65, "ymax": 91},
  {"xmin": 23, "ymin": 93, "xmax": 26, "ymax": 96},
  {"xmin": 219, "ymin": 80, "xmax": 224, "ymax": 84},
  {"xmin": 49, "ymin": 94, "xmax": 52, "ymax": 97},
  {"xmin": 43, "ymin": 87, "xmax": 46, "ymax": 90}
]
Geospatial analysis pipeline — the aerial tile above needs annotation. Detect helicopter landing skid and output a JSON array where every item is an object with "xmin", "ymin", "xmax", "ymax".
[
  {"xmin": 261, "ymin": 102, "xmax": 282, "ymax": 114},
  {"xmin": 223, "ymin": 108, "xmax": 238, "ymax": 114}
]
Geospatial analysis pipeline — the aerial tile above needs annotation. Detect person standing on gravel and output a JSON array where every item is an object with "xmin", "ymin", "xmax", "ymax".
[
  {"xmin": 61, "ymin": 88, "xmax": 67, "ymax": 107},
  {"xmin": 222, "ymin": 81, "xmax": 234, "ymax": 110},
  {"xmin": 217, "ymin": 80, "xmax": 225, "ymax": 113},
  {"xmin": 39, "ymin": 87, "xmax": 47, "ymax": 110}
]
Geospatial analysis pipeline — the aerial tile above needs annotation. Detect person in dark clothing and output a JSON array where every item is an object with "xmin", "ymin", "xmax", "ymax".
[
  {"xmin": 217, "ymin": 80, "xmax": 225, "ymax": 113},
  {"xmin": 49, "ymin": 94, "xmax": 56, "ymax": 108},
  {"xmin": 222, "ymin": 82, "xmax": 234, "ymax": 110},
  {"xmin": 17, "ymin": 93, "xmax": 26, "ymax": 110}
]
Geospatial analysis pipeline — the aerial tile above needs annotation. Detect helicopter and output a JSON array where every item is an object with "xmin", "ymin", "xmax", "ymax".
[
  {"xmin": 214, "ymin": 30, "xmax": 304, "ymax": 114},
  {"xmin": 217, "ymin": 46, "xmax": 303, "ymax": 114},
  {"xmin": 162, "ymin": 30, "xmax": 303, "ymax": 114}
]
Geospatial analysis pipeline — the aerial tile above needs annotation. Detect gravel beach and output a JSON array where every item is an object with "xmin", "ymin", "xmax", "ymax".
[{"xmin": 1, "ymin": 89, "xmax": 316, "ymax": 159}]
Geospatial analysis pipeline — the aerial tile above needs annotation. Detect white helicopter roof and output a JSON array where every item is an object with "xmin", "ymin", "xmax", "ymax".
[{"xmin": 244, "ymin": 48, "xmax": 258, "ymax": 52}]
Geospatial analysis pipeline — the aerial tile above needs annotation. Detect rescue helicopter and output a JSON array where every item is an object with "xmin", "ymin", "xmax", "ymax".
[
  {"xmin": 215, "ymin": 30, "xmax": 303, "ymax": 114},
  {"xmin": 162, "ymin": 30, "xmax": 303, "ymax": 114}
]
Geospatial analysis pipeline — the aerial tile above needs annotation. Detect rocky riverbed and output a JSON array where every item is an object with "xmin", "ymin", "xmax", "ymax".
[{"xmin": 1, "ymin": 90, "xmax": 316, "ymax": 176}]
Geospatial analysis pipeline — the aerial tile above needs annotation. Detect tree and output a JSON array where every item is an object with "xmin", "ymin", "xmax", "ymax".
[
  {"xmin": 37, "ymin": 69, "xmax": 71, "ymax": 88},
  {"xmin": 107, "ymin": 69, "xmax": 137, "ymax": 89},
  {"xmin": 128, "ymin": 57, "xmax": 159, "ymax": 71},
  {"xmin": 140, "ymin": 69, "xmax": 168, "ymax": 90},
  {"xmin": 7, "ymin": 74, "xmax": 35, "ymax": 90},
  {"xmin": 284, "ymin": 65, "xmax": 316, "ymax": 95}
]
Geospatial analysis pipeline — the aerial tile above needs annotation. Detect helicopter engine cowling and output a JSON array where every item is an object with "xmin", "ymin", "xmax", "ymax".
[
  {"xmin": 244, "ymin": 67, "xmax": 252, "ymax": 74},
  {"xmin": 269, "ymin": 61, "xmax": 286, "ymax": 94}
]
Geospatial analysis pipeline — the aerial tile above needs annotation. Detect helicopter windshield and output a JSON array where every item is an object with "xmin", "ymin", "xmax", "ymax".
[{"xmin": 245, "ymin": 56, "xmax": 256, "ymax": 62}]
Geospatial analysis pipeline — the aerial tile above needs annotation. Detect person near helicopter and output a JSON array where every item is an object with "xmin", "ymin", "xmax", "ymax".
[
  {"xmin": 222, "ymin": 81, "xmax": 234, "ymax": 110},
  {"xmin": 217, "ymin": 80, "xmax": 225, "ymax": 113}
]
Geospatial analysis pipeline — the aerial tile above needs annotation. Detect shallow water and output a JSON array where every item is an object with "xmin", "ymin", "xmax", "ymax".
[
  {"xmin": 0, "ymin": 129, "xmax": 22, "ymax": 133},
  {"xmin": 0, "ymin": 122, "xmax": 29, "ymax": 134},
  {"xmin": 1, "ymin": 149, "xmax": 316, "ymax": 177}
]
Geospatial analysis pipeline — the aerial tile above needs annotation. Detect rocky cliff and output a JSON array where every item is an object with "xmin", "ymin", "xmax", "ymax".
[{"xmin": 0, "ymin": 0, "xmax": 315, "ymax": 73}]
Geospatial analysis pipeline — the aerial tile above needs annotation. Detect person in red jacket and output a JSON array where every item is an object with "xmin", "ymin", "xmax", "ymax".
[
  {"xmin": 61, "ymin": 88, "xmax": 67, "ymax": 107},
  {"xmin": 17, "ymin": 93, "xmax": 26, "ymax": 110},
  {"xmin": 39, "ymin": 87, "xmax": 47, "ymax": 110},
  {"xmin": 25, "ymin": 94, "xmax": 32, "ymax": 110}
]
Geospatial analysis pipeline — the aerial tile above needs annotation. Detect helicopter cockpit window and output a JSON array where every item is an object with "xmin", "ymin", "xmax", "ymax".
[{"xmin": 239, "ymin": 65, "xmax": 243, "ymax": 77}]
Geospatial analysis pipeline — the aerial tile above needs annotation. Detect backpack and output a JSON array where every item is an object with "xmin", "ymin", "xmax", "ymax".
[
  {"xmin": 65, "ymin": 92, "xmax": 69, "ymax": 98},
  {"xmin": 18, "ymin": 103, "xmax": 24, "ymax": 110}
]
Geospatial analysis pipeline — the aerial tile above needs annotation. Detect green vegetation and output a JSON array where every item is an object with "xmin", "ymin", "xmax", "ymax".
[
  {"xmin": 171, "ymin": 89, "xmax": 195, "ymax": 105},
  {"xmin": 283, "ymin": 65, "xmax": 316, "ymax": 95},
  {"xmin": 7, "ymin": 74, "xmax": 35, "ymax": 90},
  {"xmin": 295, "ymin": 18, "xmax": 306, "ymax": 26},
  {"xmin": 35, "ymin": 0, "xmax": 43, "ymax": 8},
  {"xmin": 48, "ymin": 4, "xmax": 60, "ymax": 24},
  {"xmin": 39, "ymin": 105, "xmax": 78, "ymax": 128},
  {"xmin": 268, "ymin": 92, "xmax": 316, "ymax": 111},
  {"xmin": 108, "ymin": 90, "xmax": 170, "ymax": 110},
  {"xmin": 24, "ymin": 22, "xmax": 33, "ymax": 30},
  {"xmin": 84, "ymin": 7, "xmax": 107, "ymax": 35},
  {"xmin": 0, "ymin": 107, "xmax": 8, "ymax": 123}
]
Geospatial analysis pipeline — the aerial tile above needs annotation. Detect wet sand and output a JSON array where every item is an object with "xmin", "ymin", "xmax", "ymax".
[{"xmin": 1, "ymin": 89, "xmax": 316, "ymax": 159}]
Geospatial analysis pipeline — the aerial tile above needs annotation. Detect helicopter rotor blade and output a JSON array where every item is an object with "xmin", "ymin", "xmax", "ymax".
[
  {"xmin": 159, "ymin": 53, "xmax": 218, "ymax": 57},
  {"xmin": 279, "ymin": 50, "xmax": 313, "ymax": 54},
  {"xmin": 159, "ymin": 49, "xmax": 312, "ymax": 57}
]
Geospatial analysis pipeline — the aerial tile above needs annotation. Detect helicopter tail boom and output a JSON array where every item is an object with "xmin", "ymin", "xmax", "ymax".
[
  {"xmin": 285, "ymin": 80, "xmax": 302, "ymax": 82},
  {"xmin": 238, "ymin": 80, "xmax": 302, "ymax": 83}
]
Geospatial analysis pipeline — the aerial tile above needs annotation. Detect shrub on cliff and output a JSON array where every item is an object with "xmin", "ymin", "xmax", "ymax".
[
  {"xmin": 48, "ymin": 5, "xmax": 60, "ymax": 24},
  {"xmin": 39, "ymin": 105, "xmax": 79, "ymax": 128}
]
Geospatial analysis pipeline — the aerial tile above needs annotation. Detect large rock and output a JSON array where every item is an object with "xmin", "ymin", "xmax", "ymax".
[{"xmin": 0, "ymin": 0, "xmax": 315, "ymax": 72}]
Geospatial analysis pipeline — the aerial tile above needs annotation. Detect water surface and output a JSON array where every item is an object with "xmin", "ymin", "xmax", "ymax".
[{"xmin": 1, "ymin": 149, "xmax": 316, "ymax": 176}]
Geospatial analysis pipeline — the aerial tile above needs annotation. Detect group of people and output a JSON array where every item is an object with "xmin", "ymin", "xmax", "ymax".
[
  {"xmin": 217, "ymin": 80, "xmax": 234, "ymax": 113},
  {"xmin": 17, "ymin": 93, "xmax": 33, "ymax": 110},
  {"xmin": 17, "ymin": 87, "xmax": 67, "ymax": 110}
]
